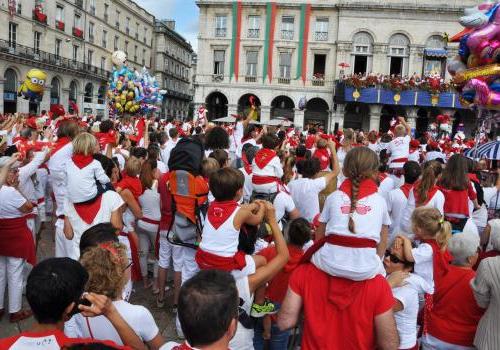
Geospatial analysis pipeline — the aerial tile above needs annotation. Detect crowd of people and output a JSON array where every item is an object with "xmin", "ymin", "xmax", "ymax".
[{"xmin": 0, "ymin": 108, "xmax": 498, "ymax": 350}]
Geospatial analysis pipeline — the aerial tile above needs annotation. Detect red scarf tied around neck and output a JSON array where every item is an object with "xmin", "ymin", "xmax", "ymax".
[
  {"xmin": 207, "ymin": 200, "xmax": 239, "ymax": 229},
  {"xmin": 254, "ymin": 149, "xmax": 276, "ymax": 169},
  {"xmin": 339, "ymin": 178, "xmax": 379, "ymax": 202},
  {"xmin": 50, "ymin": 136, "xmax": 71, "ymax": 156},
  {"xmin": 72, "ymin": 154, "xmax": 93, "ymax": 169}
]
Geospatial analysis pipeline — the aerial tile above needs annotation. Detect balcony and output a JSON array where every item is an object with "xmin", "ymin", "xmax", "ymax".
[
  {"xmin": 315, "ymin": 31, "xmax": 328, "ymax": 41},
  {"xmin": 278, "ymin": 77, "xmax": 291, "ymax": 84},
  {"xmin": 281, "ymin": 30, "xmax": 293, "ymax": 40},
  {"xmin": 247, "ymin": 29, "xmax": 259, "ymax": 38},
  {"xmin": 73, "ymin": 27, "xmax": 84, "ymax": 39},
  {"xmin": 312, "ymin": 76, "xmax": 325, "ymax": 86},
  {"xmin": 215, "ymin": 28, "xmax": 227, "ymax": 37},
  {"xmin": 32, "ymin": 9, "xmax": 47, "ymax": 25},
  {"xmin": 56, "ymin": 20, "xmax": 65, "ymax": 31},
  {"xmin": 245, "ymin": 76, "xmax": 257, "ymax": 83},
  {"xmin": 212, "ymin": 73, "xmax": 224, "ymax": 82},
  {"xmin": 0, "ymin": 38, "xmax": 110, "ymax": 80}
]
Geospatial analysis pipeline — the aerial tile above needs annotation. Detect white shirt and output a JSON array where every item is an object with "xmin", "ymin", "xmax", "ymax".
[
  {"xmin": 231, "ymin": 121, "xmax": 244, "ymax": 152},
  {"xmin": 237, "ymin": 137, "xmax": 259, "ymax": 158},
  {"xmin": 273, "ymin": 190, "xmax": 295, "ymax": 225},
  {"xmin": 238, "ymin": 167, "xmax": 253, "ymax": 203},
  {"xmin": 388, "ymin": 187, "xmax": 410, "ymax": 241},
  {"xmin": 48, "ymin": 142, "xmax": 73, "ymax": 175},
  {"xmin": 160, "ymin": 139, "xmax": 178, "ymax": 167},
  {"xmin": 288, "ymin": 177, "xmax": 327, "ymax": 222},
  {"xmin": 400, "ymin": 189, "xmax": 445, "ymax": 235},
  {"xmin": 229, "ymin": 277, "xmax": 254, "ymax": 350},
  {"xmin": 200, "ymin": 206, "xmax": 241, "ymax": 256},
  {"xmin": 412, "ymin": 243, "xmax": 434, "ymax": 293},
  {"xmin": 408, "ymin": 150, "xmax": 420, "ymax": 163},
  {"xmin": 137, "ymin": 184, "xmax": 161, "ymax": 233},
  {"xmin": 65, "ymin": 300, "xmax": 159, "ymax": 345},
  {"xmin": 18, "ymin": 151, "xmax": 47, "ymax": 214},
  {"xmin": 425, "ymin": 151, "xmax": 446, "ymax": 162},
  {"xmin": 156, "ymin": 160, "xmax": 168, "ymax": 174},
  {"xmin": 388, "ymin": 135, "xmax": 410, "ymax": 168},
  {"xmin": 0, "ymin": 186, "xmax": 28, "ymax": 218},
  {"xmin": 379, "ymin": 176, "xmax": 396, "ymax": 206},
  {"xmin": 311, "ymin": 190, "xmax": 391, "ymax": 280},
  {"xmin": 64, "ymin": 190, "xmax": 124, "ymax": 259},
  {"xmin": 251, "ymin": 155, "xmax": 283, "ymax": 179},
  {"xmin": 66, "ymin": 159, "xmax": 110, "ymax": 203}
]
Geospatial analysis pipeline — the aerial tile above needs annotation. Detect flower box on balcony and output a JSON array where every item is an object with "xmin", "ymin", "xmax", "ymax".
[
  {"xmin": 73, "ymin": 27, "xmax": 84, "ymax": 38},
  {"xmin": 33, "ymin": 9, "xmax": 47, "ymax": 24},
  {"xmin": 56, "ymin": 20, "xmax": 65, "ymax": 31}
]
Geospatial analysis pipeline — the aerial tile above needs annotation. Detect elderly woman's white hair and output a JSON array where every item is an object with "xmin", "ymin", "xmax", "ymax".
[
  {"xmin": 488, "ymin": 219, "xmax": 500, "ymax": 251},
  {"xmin": 448, "ymin": 230, "xmax": 480, "ymax": 266}
]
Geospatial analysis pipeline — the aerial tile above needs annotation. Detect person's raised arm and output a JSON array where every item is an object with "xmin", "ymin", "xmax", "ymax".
[
  {"xmin": 248, "ymin": 202, "xmax": 289, "ymax": 294},
  {"xmin": 79, "ymin": 292, "xmax": 147, "ymax": 350},
  {"xmin": 0, "ymin": 153, "xmax": 19, "ymax": 188},
  {"xmin": 374, "ymin": 309, "xmax": 399, "ymax": 350},
  {"xmin": 277, "ymin": 288, "xmax": 302, "ymax": 331},
  {"xmin": 239, "ymin": 201, "xmax": 265, "ymax": 227},
  {"xmin": 398, "ymin": 116, "xmax": 410, "ymax": 136},
  {"xmin": 242, "ymin": 105, "xmax": 255, "ymax": 129}
]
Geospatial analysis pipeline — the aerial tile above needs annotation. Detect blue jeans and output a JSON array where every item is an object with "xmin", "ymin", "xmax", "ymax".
[{"xmin": 253, "ymin": 317, "xmax": 291, "ymax": 350}]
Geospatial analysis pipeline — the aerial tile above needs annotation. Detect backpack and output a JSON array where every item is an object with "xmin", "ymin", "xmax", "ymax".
[
  {"xmin": 166, "ymin": 170, "xmax": 209, "ymax": 249},
  {"xmin": 168, "ymin": 137, "xmax": 204, "ymax": 176}
]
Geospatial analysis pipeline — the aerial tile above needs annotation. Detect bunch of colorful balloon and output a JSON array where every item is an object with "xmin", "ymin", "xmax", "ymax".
[
  {"xmin": 107, "ymin": 51, "xmax": 165, "ymax": 116},
  {"xmin": 448, "ymin": 2, "xmax": 500, "ymax": 110}
]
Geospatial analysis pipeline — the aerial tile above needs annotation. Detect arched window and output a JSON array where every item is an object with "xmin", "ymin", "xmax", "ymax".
[
  {"xmin": 97, "ymin": 85, "xmax": 106, "ymax": 104},
  {"xmin": 424, "ymin": 35, "xmax": 447, "ymax": 77},
  {"xmin": 388, "ymin": 34, "xmax": 410, "ymax": 76},
  {"xmin": 50, "ymin": 77, "xmax": 60, "ymax": 104},
  {"xmin": 352, "ymin": 32, "xmax": 374, "ymax": 75},
  {"xmin": 426, "ymin": 35, "xmax": 445, "ymax": 49},
  {"xmin": 4, "ymin": 68, "xmax": 17, "ymax": 93},
  {"xmin": 4, "ymin": 68, "xmax": 18, "ymax": 113},
  {"xmin": 69, "ymin": 80, "xmax": 78, "ymax": 102},
  {"xmin": 84, "ymin": 83, "xmax": 93, "ymax": 103}
]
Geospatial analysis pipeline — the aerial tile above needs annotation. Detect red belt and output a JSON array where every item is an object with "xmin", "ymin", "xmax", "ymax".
[
  {"xmin": 252, "ymin": 175, "xmax": 279, "ymax": 185},
  {"xmin": 196, "ymin": 249, "xmax": 247, "ymax": 271},
  {"xmin": 37, "ymin": 197, "xmax": 45, "ymax": 204},
  {"xmin": 26, "ymin": 213, "xmax": 36, "ymax": 219},
  {"xmin": 391, "ymin": 157, "xmax": 408, "ymax": 163},
  {"xmin": 302, "ymin": 234, "xmax": 377, "ymax": 263}
]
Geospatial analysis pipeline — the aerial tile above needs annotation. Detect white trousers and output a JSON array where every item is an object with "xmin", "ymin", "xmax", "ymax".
[
  {"xmin": 158, "ymin": 230, "xmax": 183, "ymax": 271},
  {"xmin": 0, "ymin": 256, "xmax": 25, "ymax": 313},
  {"xmin": 421, "ymin": 334, "xmax": 475, "ymax": 350},
  {"xmin": 55, "ymin": 219, "xmax": 75, "ymax": 259},
  {"xmin": 137, "ymin": 226, "xmax": 159, "ymax": 278}
]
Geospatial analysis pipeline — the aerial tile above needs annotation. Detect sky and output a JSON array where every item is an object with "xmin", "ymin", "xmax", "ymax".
[{"xmin": 136, "ymin": 0, "xmax": 199, "ymax": 52}]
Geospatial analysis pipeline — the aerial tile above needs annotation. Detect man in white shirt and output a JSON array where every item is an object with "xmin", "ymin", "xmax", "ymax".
[
  {"xmin": 161, "ymin": 128, "xmax": 179, "ymax": 169},
  {"xmin": 161, "ymin": 270, "xmax": 238, "ymax": 350}
]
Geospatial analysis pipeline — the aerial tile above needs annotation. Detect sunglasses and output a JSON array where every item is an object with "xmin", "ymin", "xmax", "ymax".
[
  {"xmin": 384, "ymin": 250, "xmax": 406, "ymax": 264},
  {"xmin": 123, "ymin": 259, "xmax": 133, "ymax": 272}
]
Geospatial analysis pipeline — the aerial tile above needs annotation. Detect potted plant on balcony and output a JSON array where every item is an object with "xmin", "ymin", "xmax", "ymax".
[
  {"xmin": 56, "ymin": 20, "xmax": 65, "ymax": 31},
  {"xmin": 73, "ymin": 27, "xmax": 83, "ymax": 38},
  {"xmin": 420, "ymin": 75, "xmax": 449, "ymax": 106},
  {"xmin": 33, "ymin": 5, "xmax": 47, "ymax": 24}
]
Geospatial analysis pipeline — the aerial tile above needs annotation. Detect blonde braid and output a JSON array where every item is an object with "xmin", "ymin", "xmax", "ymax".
[{"xmin": 348, "ymin": 176, "xmax": 360, "ymax": 233}]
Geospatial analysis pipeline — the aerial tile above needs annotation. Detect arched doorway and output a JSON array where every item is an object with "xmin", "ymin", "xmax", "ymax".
[
  {"xmin": 416, "ymin": 108, "xmax": 428, "ymax": 138},
  {"xmin": 380, "ymin": 105, "xmax": 406, "ymax": 133},
  {"xmin": 305, "ymin": 98, "xmax": 329, "ymax": 130},
  {"xmin": 344, "ymin": 102, "xmax": 370, "ymax": 131},
  {"xmin": 84, "ymin": 83, "xmax": 94, "ymax": 103},
  {"xmin": 271, "ymin": 95, "xmax": 294, "ymax": 121},
  {"xmin": 69, "ymin": 80, "xmax": 78, "ymax": 114},
  {"xmin": 97, "ymin": 85, "xmax": 106, "ymax": 105},
  {"xmin": 238, "ymin": 93, "xmax": 261, "ymax": 120},
  {"xmin": 3, "ymin": 68, "xmax": 17, "ymax": 113},
  {"xmin": 50, "ymin": 77, "xmax": 61, "ymax": 105},
  {"xmin": 205, "ymin": 91, "xmax": 228, "ymax": 120}
]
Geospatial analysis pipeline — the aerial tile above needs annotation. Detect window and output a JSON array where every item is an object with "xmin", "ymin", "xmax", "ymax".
[
  {"xmin": 389, "ymin": 34, "xmax": 409, "ymax": 76},
  {"xmin": 84, "ymin": 83, "xmax": 93, "ymax": 103},
  {"xmin": 315, "ymin": 17, "xmax": 328, "ymax": 41},
  {"xmin": 352, "ymin": 31, "xmax": 374, "ymax": 75},
  {"xmin": 74, "ymin": 13, "xmax": 81, "ymax": 28},
  {"xmin": 87, "ymin": 49, "xmax": 93, "ymax": 66},
  {"xmin": 15, "ymin": 0, "xmax": 21, "ymax": 14},
  {"xmin": 281, "ymin": 16, "xmax": 294, "ymax": 40},
  {"xmin": 423, "ymin": 35, "xmax": 447, "ymax": 77},
  {"xmin": 213, "ymin": 50, "xmax": 225, "ymax": 75},
  {"xmin": 9, "ymin": 22, "xmax": 17, "ymax": 48},
  {"xmin": 33, "ymin": 31, "xmax": 41, "ymax": 54},
  {"xmin": 55, "ymin": 39, "xmax": 62, "ymax": 57},
  {"xmin": 114, "ymin": 35, "xmax": 119, "ymax": 50},
  {"xmin": 73, "ymin": 45, "xmax": 78, "ymax": 61},
  {"xmin": 88, "ymin": 22, "xmax": 94, "ymax": 42},
  {"xmin": 248, "ymin": 16, "xmax": 260, "ymax": 38},
  {"xmin": 215, "ymin": 15, "xmax": 227, "ymax": 37},
  {"xmin": 124, "ymin": 41, "xmax": 129, "ymax": 55},
  {"xmin": 246, "ymin": 50, "xmax": 258, "ymax": 77},
  {"xmin": 115, "ymin": 10, "xmax": 120, "ymax": 29},
  {"xmin": 126, "ymin": 17, "xmax": 130, "ymax": 35},
  {"xmin": 56, "ymin": 5, "xmax": 64, "ymax": 22},
  {"xmin": 89, "ymin": 0, "xmax": 95, "ymax": 15},
  {"xmin": 279, "ymin": 52, "xmax": 292, "ymax": 79},
  {"xmin": 101, "ymin": 57, "xmax": 106, "ymax": 70},
  {"xmin": 134, "ymin": 45, "xmax": 138, "ymax": 62},
  {"xmin": 101, "ymin": 30, "xmax": 107, "ymax": 48},
  {"xmin": 142, "ymin": 49, "xmax": 146, "ymax": 66},
  {"xmin": 143, "ymin": 28, "xmax": 147, "ymax": 44},
  {"xmin": 136, "ymin": 22, "xmax": 139, "ymax": 39},
  {"xmin": 104, "ymin": 3, "xmax": 109, "ymax": 22}
]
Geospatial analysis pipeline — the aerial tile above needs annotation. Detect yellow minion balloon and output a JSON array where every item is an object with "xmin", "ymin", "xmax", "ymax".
[{"xmin": 18, "ymin": 69, "xmax": 47, "ymax": 102}]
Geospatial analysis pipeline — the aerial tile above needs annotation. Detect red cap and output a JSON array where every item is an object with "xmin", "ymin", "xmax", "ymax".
[
  {"xmin": 25, "ymin": 117, "xmax": 38, "ymax": 130},
  {"xmin": 429, "ymin": 141, "xmax": 439, "ymax": 149},
  {"xmin": 410, "ymin": 139, "xmax": 420, "ymax": 148}
]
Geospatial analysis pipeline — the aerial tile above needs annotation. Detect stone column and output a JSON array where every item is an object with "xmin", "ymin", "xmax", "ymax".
[
  {"xmin": 227, "ymin": 103, "xmax": 237, "ymax": 118},
  {"xmin": 260, "ymin": 106, "xmax": 270, "ymax": 124},
  {"xmin": 369, "ymin": 104, "xmax": 382, "ymax": 131},
  {"xmin": 294, "ymin": 108, "xmax": 304, "ymax": 129},
  {"xmin": 0, "ymin": 78, "xmax": 4, "ymax": 114}
]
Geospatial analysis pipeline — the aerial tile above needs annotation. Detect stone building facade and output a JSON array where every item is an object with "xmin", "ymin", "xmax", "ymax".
[
  {"xmin": 154, "ymin": 19, "xmax": 194, "ymax": 119},
  {"xmin": 0, "ymin": 0, "xmax": 154, "ymax": 116},
  {"xmin": 195, "ymin": 0, "xmax": 479, "ymax": 134}
]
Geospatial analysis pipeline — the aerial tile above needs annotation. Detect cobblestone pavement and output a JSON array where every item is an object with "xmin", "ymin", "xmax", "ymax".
[{"xmin": 0, "ymin": 221, "xmax": 181, "ymax": 343}]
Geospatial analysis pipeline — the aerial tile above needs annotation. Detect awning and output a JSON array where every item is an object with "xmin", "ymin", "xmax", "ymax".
[{"xmin": 424, "ymin": 48, "xmax": 448, "ymax": 58}]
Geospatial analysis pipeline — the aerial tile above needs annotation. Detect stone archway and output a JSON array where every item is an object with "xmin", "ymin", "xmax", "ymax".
[
  {"xmin": 305, "ymin": 98, "xmax": 329, "ymax": 130},
  {"xmin": 50, "ymin": 77, "xmax": 61, "ymax": 105},
  {"xmin": 344, "ymin": 102, "xmax": 369, "ymax": 131},
  {"xmin": 205, "ymin": 91, "xmax": 228, "ymax": 120},
  {"xmin": 271, "ymin": 95, "xmax": 295, "ymax": 121},
  {"xmin": 84, "ymin": 82, "xmax": 94, "ymax": 103},
  {"xmin": 3, "ymin": 68, "xmax": 18, "ymax": 113},
  {"xmin": 380, "ymin": 105, "xmax": 406, "ymax": 133},
  {"xmin": 238, "ymin": 93, "xmax": 261, "ymax": 120}
]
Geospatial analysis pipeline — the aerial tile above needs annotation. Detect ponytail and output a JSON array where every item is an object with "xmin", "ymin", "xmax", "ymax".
[
  {"xmin": 416, "ymin": 165, "xmax": 436, "ymax": 206},
  {"xmin": 436, "ymin": 219, "xmax": 452, "ymax": 250},
  {"xmin": 348, "ymin": 176, "xmax": 360, "ymax": 233}
]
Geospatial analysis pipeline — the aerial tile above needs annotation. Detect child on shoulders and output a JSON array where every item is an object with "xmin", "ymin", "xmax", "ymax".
[{"xmin": 252, "ymin": 133, "xmax": 283, "ymax": 194}]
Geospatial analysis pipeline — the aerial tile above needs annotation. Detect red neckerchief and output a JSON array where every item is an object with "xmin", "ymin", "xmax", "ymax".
[
  {"xmin": 95, "ymin": 131, "xmax": 116, "ymax": 150},
  {"xmin": 468, "ymin": 173, "xmax": 479, "ymax": 183},
  {"xmin": 400, "ymin": 183, "xmax": 413, "ymax": 199},
  {"xmin": 305, "ymin": 135, "xmax": 316, "ymax": 149},
  {"xmin": 378, "ymin": 172, "xmax": 388, "ymax": 182},
  {"xmin": 117, "ymin": 174, "xmax": 143, "ymax": 200},
  {"xmin": 312, "ymin": 148, "xmax": 330, "ymax": 170},
  {"xmin": 71, "ymin": 154, "xmax": 93, "ymax": 169},
  {"xmin": 50, "ymin": 137, "xmax": 71, "ymax": 156},
  {"xmin": 339, "ymin": 178, "xmax": 379, "ymax": 200},
  {"xmin": 254, "ymin": 148, "xmax": 276, "ymax": 169},
  {"xmin": 129, "ymin": 118, "xmax": 145, "ymax": 143},
  {"xmin": 207, "ymin": 200, "xmax": 239, "ymax": 229},
  {"xmin": 414, "ymin": 180, "xmax": 439, "ymax": 205},
  {"xmin": 421, "ymin": 239, "xmax": 452, "ymax": 282},
  {"xmin": 241, "ymin": 152, "xmax": 252, "ymax": 174},
  {"xmin": 73, "ymin": 195, "xmax": 103, "ymax": 225}
]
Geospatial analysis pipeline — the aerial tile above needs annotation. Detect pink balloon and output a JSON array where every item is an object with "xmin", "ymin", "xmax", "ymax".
[
  {"xmin": 467, "ymin": 9, "xmax": 500, "ymax": 53},
  {"xmin": 465, "ymin": 78, "xmax": 500, "ymax": 105}
]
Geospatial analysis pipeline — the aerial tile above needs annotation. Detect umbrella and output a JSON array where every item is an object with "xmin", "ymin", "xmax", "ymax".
[
  {"xmin": 464, "ymin": 141, "xmax": 500, "ymax": 160},
  {"xmin": 338, "ymin": 62, "xmax": 350, "ymax": 68}
]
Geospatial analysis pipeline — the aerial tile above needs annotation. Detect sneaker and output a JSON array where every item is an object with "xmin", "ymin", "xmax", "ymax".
[{"xmin": 250, "ymin": 300, "xmax": 278, "ymax": 318}]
